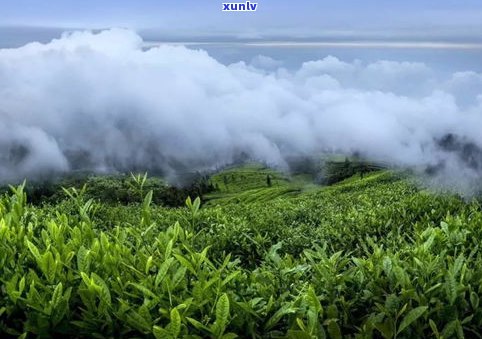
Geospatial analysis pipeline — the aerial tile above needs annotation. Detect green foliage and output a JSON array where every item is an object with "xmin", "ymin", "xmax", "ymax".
[
  {"xmin": 205, "ymin": 164, "xmax": 307, "ymax": 206},
  {"xmin": 321, "ymin": 157, "xmax": 386, "ymax": 184},
  {"xmin": 208, "ymin": 164, "xmax": 289, "ymax": 194},
  {"xmin": 1, "ymin": 170, "xmax": 482, "ymax": 337},
  {"xmin": 1, "ymin": 173, "xmax": 216, "ymax": 207}
]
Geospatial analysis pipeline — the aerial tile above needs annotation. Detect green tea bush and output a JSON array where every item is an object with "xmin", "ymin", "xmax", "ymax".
[{"xmin": 1, "ymin": 172, "xmax": 482, "ymax": 338}]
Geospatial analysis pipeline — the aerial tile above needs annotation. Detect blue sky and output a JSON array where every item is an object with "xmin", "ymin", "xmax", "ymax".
[{"xmin": 1, "ymin": 0, "xmax": 482, "ymax": 41}]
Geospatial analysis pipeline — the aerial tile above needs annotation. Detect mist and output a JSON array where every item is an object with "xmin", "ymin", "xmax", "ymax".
[{"xmin": 1, "ymin": 29, "xmax": 482, "ymax": 193}]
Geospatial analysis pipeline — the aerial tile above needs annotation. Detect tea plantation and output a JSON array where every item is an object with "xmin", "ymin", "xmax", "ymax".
[{"xmin": 1, "ymin": 167, "xmax": 482, "ymax": 338}]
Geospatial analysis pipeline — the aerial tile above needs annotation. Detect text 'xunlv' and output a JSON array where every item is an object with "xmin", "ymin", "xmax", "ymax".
[{"xmin": 222, "ymin": 2, "xmax": 258, "ymax": 12}]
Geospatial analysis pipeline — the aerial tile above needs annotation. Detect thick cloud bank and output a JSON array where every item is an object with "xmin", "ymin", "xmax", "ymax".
[{"xmin": 1, "ymin": 29, "xmax": 482, "ymax": 192}]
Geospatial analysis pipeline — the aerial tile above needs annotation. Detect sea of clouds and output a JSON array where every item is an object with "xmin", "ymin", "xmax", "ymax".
[{"xmin": 1, "ymin": 29, "xmax": 482, "ymax": 192}]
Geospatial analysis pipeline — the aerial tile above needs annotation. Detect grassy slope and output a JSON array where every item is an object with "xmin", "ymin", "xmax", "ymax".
[
  {"xmin": 205, "ymin": 163, "xmax": 319, "ymax": 205},
  {"xmin": 3, "ymin": 165, "xmax": 482, "ymax": 337}
]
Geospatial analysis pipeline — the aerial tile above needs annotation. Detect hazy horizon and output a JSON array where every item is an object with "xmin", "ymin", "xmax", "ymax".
[{"xmin": 1, "ymin": 0, "xmax": 482, "ymax": 44}]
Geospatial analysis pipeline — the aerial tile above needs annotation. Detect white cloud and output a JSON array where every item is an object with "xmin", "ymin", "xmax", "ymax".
[
  {"xmin": 250, "ymin": 55, "xmax": 284, "ymax": 70},
  {"xmin": 1, "ymin": 28, "xmax": 482, "ymax": 192}
]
